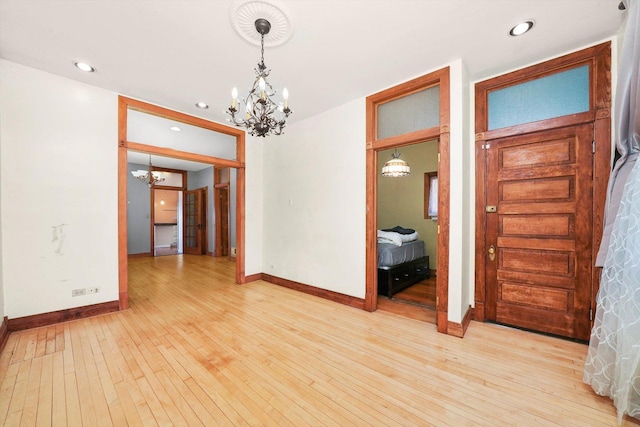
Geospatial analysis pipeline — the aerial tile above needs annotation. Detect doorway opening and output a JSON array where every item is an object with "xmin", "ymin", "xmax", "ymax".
[
  {"xmin": 365, "ymin": 66, "xmax": 451, "ymax": 334},
  {"xmin": 153, "ymin": 187, "xmax": 183, "ymax": 256},
  {"xmin": 376, "ymin": 141, "xmax": 438, "ymax": 313},
  {"xmin": 118, "ymin": 96, "xmax": 247, "ymax": 310}
]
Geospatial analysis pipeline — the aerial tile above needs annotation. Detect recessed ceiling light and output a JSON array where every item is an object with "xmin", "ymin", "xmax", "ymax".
[
  {"xmin": 509, "ymin": 20, "xmax": 534, "ymax": 37},
  {"xmin": 170, "ymin": 126, "xmax": 181, "ymax": 132},
  {"xmin": 195, "ymin": 102, "xmax": 209, "ymax": 109},
  {"xmin": 73, "ymin": 61, "xmax": 96, "ymax": 72}
]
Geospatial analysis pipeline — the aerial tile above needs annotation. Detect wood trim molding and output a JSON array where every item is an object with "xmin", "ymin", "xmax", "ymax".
[
  {"xmin": 127, "ymin": 141, "xmax": 243, "ymax": 170},
  {"xmin": 7, "ymin": 301, "xmax": 120, "ymax": 332},
  {"xmin": 244, "ymin": 273, "xmax": 262, "ymax": 283},
  {"xmin": 447, "ymin": 306, "xmax": 474, "ymax": 338},
  {"xmin": 0, "ymin": 317, "xmax": 8, "ymax": 353},
  {"xmin": 128, "ymin": 252, "xmax": 152, "ymax": 258},
  {"xmin": 262, "ymin": 274, "xmax": 366, "ymax": 310}
]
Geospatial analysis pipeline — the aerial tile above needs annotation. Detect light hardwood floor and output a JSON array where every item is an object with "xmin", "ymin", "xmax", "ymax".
[
  {"xmin": 387, "ymin": 277, "xmax": 437, "ymax": 309},
  {"xmin": 0, "ymin": 255, "xmax": 638, "ymax": 426}
]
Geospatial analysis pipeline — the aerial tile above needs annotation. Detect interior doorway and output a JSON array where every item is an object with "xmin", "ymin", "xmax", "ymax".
[
  {"xmin": 153, "ymin": 188, "xmax": 183, "ymax": 256},
  {"xmin": 117, "ymin": 96, "xmax": 247, "ymax": 310},
  {"xmin": 376, "ymin": 141, "xmax": 438, "ymax": 313},
  {"xmin": 365, "ymin": 66, "xmax": 451, "ymax": 334}
]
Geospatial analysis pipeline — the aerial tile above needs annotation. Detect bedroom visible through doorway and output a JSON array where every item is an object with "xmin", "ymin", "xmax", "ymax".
[{"xmin": 377, "ymin": 140, "xmax": 438, "ymax": 314}]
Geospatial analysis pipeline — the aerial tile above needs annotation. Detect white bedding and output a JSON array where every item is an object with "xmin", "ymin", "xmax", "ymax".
[{"xmin": 377, "ymin": 229, "xmax": 419, "ymax": 247}]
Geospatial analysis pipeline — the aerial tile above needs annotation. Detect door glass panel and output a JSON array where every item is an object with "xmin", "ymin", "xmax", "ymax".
[
  {"xmin": 153, "ymin": 171, "xmax": 183, "ymax": 187},
  {"xmin": 488, "ymin": 64, "xmax": 589, "ymax": 130},
  {"xmin": 185, "ymin": 192, "xmax": 196, "ymax": 248},
  {"xmin": 377, "ymin": 85, "xmax": 440, "ymax": 140}
]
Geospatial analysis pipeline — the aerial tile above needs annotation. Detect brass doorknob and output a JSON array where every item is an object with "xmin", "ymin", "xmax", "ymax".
[{"xmin": 488, "ymin": 245, "xmax": 496, "ymax": 261}]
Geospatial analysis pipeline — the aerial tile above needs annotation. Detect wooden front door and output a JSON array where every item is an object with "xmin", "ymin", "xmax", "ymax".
[
  {"xmin": 184, "ymin": 189, "xmax": 205, "ymax": 255},
  {"xmin": 484, "ymin": 124, "xmax": 593, "ymax": 340}
]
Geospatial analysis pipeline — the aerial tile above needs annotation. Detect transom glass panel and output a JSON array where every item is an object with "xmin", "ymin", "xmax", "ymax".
[
  {"xmin": 377, "ymin": 85, "xmax": 440, "ymax": 140},
  {"xmin": 488, "ymin": 64, "xmax": 590, "ymax": 130}
]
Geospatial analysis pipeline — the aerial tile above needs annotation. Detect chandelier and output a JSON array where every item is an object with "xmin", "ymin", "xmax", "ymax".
[
  {"xmin": 226, "ymin": 18, "xmax": 292, "ymax": 137},
  {"xmin": 131, "ymin": 156, "xmax": 165, "ymax": 188},
  {"xmin": 382, "ymin": 149, "xmax": 411, "ymax": 177}
]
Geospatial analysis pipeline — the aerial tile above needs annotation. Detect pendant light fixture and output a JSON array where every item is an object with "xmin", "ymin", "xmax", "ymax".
[
  {"xmin": 382, "ymin": 149, "xmax": 411, "ymax": 177},
  {"xmin": 226, "ymin": 18, "xmax": 292, "ymax": 137},
  {"xmin": 131, "ymin": 155, "xmax": 165, "ymax": 188}
]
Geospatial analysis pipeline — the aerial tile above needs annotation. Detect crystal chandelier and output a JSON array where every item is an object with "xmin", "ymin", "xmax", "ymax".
[
  {"xmin": 131, "ymin": 156, "xmax": 165, "ymax": 188},
  {"xmin": 227, "ymin": 18, "xmax": 292, "ymax": 137},
  {"xmin": 382, "ymin": 149, "xmax": 411, "ymax": 177}
]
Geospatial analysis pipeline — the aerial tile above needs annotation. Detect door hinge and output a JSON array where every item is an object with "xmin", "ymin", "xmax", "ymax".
[
  {"xmin": 590, "ymin": 308, "xmax": 593, "ymax": 321},
  {"xmin": 437, "ymin": 225, "xmax": 440, "ymax": 234},
  {"xmin": 438, "ymin": 153, "xmax": 441, "ymax": 162},
  {"xmin": 482, "ymin": 144, "xmax": 491, "ymax": 149},
  {"xmin": 592, "ymin": 141, "xmax": 596, "ymax": 154}
]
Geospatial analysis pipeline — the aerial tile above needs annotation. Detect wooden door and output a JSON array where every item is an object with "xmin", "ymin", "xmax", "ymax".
[
  {"xmin": 217, "ymin": 187, "xmax": 230, "ymax": 257},
  {"xmin": 184, "ymin": 189, "xmax": 204, "ymax": 255},
  {"xmin": 484, "ymin": 124, "xmax": 593, "ymax": 340}
]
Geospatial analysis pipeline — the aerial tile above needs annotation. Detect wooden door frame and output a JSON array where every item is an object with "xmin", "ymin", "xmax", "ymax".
[
  {"xmin": 365, "ymin": 66, "xmax": 451, "ymax": 334},
  {"xmin": 151, "ymin": 167, "xmax": 187, "ymax": 256},
  {"xmin": 473, "ymin": 42, "xmax": 612, "ymax": 324},
  {"xmin": 118, "ymin": 96, "xmax": 247, "ymax": 310},
  {"xmin": 214, "ymin": 167, "xmax": 230, "ymax": 257},
  {"xmin": 214, "ymin": 185, "xmax": 230, "ymax": 257}
]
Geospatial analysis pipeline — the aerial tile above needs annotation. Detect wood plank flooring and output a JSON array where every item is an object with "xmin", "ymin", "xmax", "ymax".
[
  {"xmin": 388, "ymin": 277, "xmax": 436, "ymax": 308},
  {"xmin": 0, "ymin": 255, "xmax": 638, "ymax": 426}
]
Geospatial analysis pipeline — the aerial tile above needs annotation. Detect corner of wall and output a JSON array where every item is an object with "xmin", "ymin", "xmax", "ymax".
[
  {"xmin": 0, "ymin": 62, "xmax": 8, "ymax": 321},
  {"xmin": 245, "ymin": 135, "xmax": 264, "ymax": 276},
  {"xmin": 447, "ymin": 59, "xmax": 467, "ymax": 323}
]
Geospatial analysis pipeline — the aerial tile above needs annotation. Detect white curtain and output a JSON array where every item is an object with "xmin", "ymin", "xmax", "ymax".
[{"xmin": 583, "ymin": 0, "xmax": 640, "ymax": 423}]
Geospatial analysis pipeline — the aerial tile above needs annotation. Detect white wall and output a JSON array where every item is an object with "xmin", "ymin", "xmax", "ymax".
[
  {"xmin": 260, "ymin": 64, "xmax": 470, "ymax": 318},
  {"xmin": 245, "ymin": 136, "xmax": 263, "ymax": 276},
  {"xmin": 0, "ymin": 60, "xmax": 119, "ymax": 318},
  {"xmin": 262, "ymin": 98, "xmax": 367, "ymax": 298}
]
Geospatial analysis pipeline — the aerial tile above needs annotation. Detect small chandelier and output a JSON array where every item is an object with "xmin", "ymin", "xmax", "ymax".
[
  {"xmin": 131, "ymin": 156, "xmax": 165, "ymax": 188},
  {"xmin": 382, "ymin": 149, "xmax": 411, "ymax": 177},
  {"xmin": 226, "ymin": 18, "xmax": 292, "ymax": 137}
]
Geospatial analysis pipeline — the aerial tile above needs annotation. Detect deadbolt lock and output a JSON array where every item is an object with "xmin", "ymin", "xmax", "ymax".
[{"xmin": 488, "ymin": 245, "xmax": 496, "ymax": 261}]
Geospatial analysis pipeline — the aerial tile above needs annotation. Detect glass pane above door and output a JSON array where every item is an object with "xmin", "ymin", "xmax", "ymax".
[
  {"xmin": 488, "ymin": 64, "xmax": 590, "ymax": 130},
  {"xmin": 377, "ymin": 85, "xmax": 440, "ymax": 140}
]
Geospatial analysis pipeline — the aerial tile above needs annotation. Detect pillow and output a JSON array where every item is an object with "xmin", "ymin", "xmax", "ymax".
[
  {"xmin": 377, "ymin": 230, "xmax": 403, "ymax": 246},
  {"xmin": 399, "ymin": 231, "xmax": 419, "ymax": 243}
]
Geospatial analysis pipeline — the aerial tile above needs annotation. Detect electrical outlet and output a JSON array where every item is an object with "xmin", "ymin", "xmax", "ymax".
[
  {"xmin": 231, "ymin": 247, "xmax": 237, "ymax": 256},
  {"xmin": 72, "ymin": 288, "xmax": 86, "ymax": 297},
  {"xmin": 87, "ymin": 287, "xmax": 98, "ymax": 294}
]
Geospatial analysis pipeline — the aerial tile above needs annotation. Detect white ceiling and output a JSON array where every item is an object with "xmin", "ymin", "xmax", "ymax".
[{"xmin": 0, "ymin": 0, "xmax": 627, "ymax": 146}]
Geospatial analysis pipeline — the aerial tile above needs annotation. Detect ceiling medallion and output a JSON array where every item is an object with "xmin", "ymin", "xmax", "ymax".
[{"xmin": 229, "ymin": 0, "xmax": 294, "ymax": 47}]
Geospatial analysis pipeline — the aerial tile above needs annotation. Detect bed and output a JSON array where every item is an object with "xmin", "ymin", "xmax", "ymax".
[{"xmin": 377, "ymin": 228, "xmax": 430, "ymax": 298}]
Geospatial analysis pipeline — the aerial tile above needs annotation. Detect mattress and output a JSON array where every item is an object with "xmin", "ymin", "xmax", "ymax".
[{"xmin": 378, "ymin": 239, "xmax": 426, "ymax": 269}]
